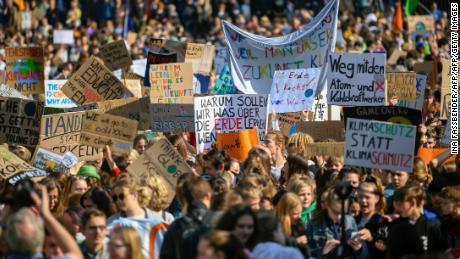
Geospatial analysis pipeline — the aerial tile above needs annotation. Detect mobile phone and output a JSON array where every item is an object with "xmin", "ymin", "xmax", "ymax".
[{"xmin": 351, "ymin": 231, "xmax": 361, "ymax": 241}]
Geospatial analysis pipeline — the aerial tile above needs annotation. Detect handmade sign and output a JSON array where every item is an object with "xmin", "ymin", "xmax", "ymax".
[
  {"xmin": 184, "ymin": 43, "xmax": 215, "ymax": 75},
  {"xmin": 216, "ymin": 128, "xmax": 259, "ymax": 161},
  {"xmin": 414, "ymin": 61, "xmax": 436, "ymax": 90},
  {"xmin": 53, "ymin": 30, "xmax": 74, "ymax": 45},
  {"xmin": 126, "ymin": 138, "xmax": 193, "ymax": 205},
  {"xmin": 0, "ymin": 84, "xmax": 31, "ymax": 99},
  {"xmin": 0, "ymin": 147, "xmax": 47, "ymax": 185},
  {"xmin": 304, "ymin": 142, "xmax": 345, "ymax": 157},
  {"xmin": 98, "ymin": 40, "xmax": 133, "ymax": 71},
  {"xmin": 345, "ymin": 118, "xmax": 416, "ymax": 172},
  {"xmin": 387, "ymin": 49, "xmax": 407, "ymax": 65},
  {"xmin": 327, "ymin": 52, "xmax": 386, "ymax": 106},
  {"xmin": 61, "ymin": 56, "xmax": 127, "ymax": 105},
  {"xmin": 270, "ymin": 112, "xmax": 301, "ymax": 136},
  {"xmin": 417, "ymin": 147, "xmax": 456, "ymax": 165},
  {"xmin": 144, "ymin": 52, "xmax": 178, "ymax": 87},
  {"xmin": 222, "ymin": 0, "xmax": 338, "ymax": 94},
  {"xmin": 100, "ymin": 98, "xmax": 151, "ymax": 131},
  {"xmin": 407, "ymin": 15, "xmax": 435, "ymax": 40},
  {"xmin": 149, "ymin": 62, "xmax": 194, "ymax": 103},
  {"xmin": 5, "ymin": 47, "xmax": 44, "ymax": 95},
  {"xmin": 397, "ymin": 74, "xmax": 427, "ymax": 111},
  {"xmin": 212, "ymin": 65, "xmax": 237, "ymax": 95},
  {"xmin": 214, "ymin": 47, "xmax": 229, "ymax": 75},
  {"xmin": 146, "ymin": 38, "xmax": 187, "ymax": 61},
  {"xmin": 342, "ymin": 106, "xmax": 422, "ymax": 127},
  {"xmin": 296, "ymin": 121, "xmax": 345, "ymax": 141},
  {"xmin": 32, "ymin": 147, "xmax": 68, "ymax": 173},
  {"xmin": 45, "ymin": 80, "xmax": 77, "ymax": 108},
  {"xmin": 81, "ymin": 112, "xmax": 138, "ymax": 154},
  {"xmin": 150, "ymin": 103, "xmax": 194, "ymax": 132},
  {"xmin": 270, "ymin": 68, "xmax": 320, "ymax": 113},
  {"xmin": 194, "ymin": 94, "xmax": 268, "ymax": 153},
  {"xmin": 39, "ymin": 112, "xmax": 101, "ymax": 160},
  {"xmin": 311, "ymin": 86, "xmax": 341, "ymax": 121},
  {"xmin": 386, "ymin": 72, "xmax": 416, "ymax": 101},
  {"xmin": 440, "ymin": 59, "xmax": 452, "ymax": 120},
  {"xmin": 123, "ymin": 79, "xmax": 143, "ymax": 98},
  {"xmin": 0, "ymin": 97, "xmax": 43, "ymax": 149}
]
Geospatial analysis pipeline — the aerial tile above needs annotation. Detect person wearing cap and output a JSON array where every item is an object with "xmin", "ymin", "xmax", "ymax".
[{"xmin": 78, "ymin": 165, "xmax": 101, "ymax": 181}]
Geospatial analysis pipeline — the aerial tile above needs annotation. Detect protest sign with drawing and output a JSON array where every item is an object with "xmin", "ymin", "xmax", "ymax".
[
  {"xmin": 32, "ymin": 147, "xmax": 68, "ymax": 173},
  {"xmin": 150, "ymin": 103, "xmax": 194, "ymax": 132},
  {"xmin": 269, "ymin": 68, "xmax": 320, "ymax": 113},
  {"xmin": 397, "ymin": 74, "xmax": 427, "ymax": 111},
  {"xmin": 212, "ymin": 66, "xmax": 237, "ymax": 95},
  {"xmin": 184, "ymin": 43, "xmax": 215, "ymax": 75},
  {"xmin": 414, "ymin": 61, "xmax": 436, "ymax": 90},
  {"xmin": 80, "ymin": 111, "xmax": 138, "ymax": 155},
  {"xmin": 61, "ymin": 56, "xmax": 127, "ymax": 105},
  {"xmin": 0, "ymin": 146, "xmax": 47, "ymax": 185},
  {"xmin": 386, "ymin": 72, "xmax": 416, "ymax": 101},
  {"xmin": 126, "ymin": 138, "xmax": 193, "ymax": 205},
  {"xmin": 345, "ymin": 118, "xmax": 416, "ymax": 172},
  {"xmin": 216, "ymin": 128, "xmax": 259, "ymax": 161},
  {"xmin": 98, "ymin": 40, "xmax": 133, "ymax": 71},
  {"xmin": 327, "ymin": 52, "xmax": 386, "ymax": 106},
  {"xmin": 45, "ymin": 80, "xmax": 77, "ymax": 108},
  {"xmin": 149, "ymin": 62, "xmax": 194, "ymax": 104},
  {"xmin": 5, "ymin": 47, "xmax": 44, "ymax": 95},
  {"xmin": 194, "ymin": 94, "xmax": 269, "ymax": 153},
  {"xmin": 407, "ymin": 15, "xmax": 435, "ymax": 40}
]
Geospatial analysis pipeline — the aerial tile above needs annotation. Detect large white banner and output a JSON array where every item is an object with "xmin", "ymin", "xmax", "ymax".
[{"xmin": 222, "ymin": 0, "xmax": 339, "ymax": 95}]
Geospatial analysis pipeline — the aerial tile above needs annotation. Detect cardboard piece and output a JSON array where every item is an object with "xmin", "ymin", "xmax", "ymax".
[
  {"xmin": 296, "ymin": 121, "xmax": 345, "ymax": 141},
  {"xmin": 150, "ymin": 103, "xmax": 194, "ymax": 132},
  {"xmin": 345, "ymin": 118, "xmax": 416, "ymax": 172},
  {"xmin": 327, "ymin": 52, "xmax": 386, "ymax": 106},
  {"xmin": 0, "ymin": 97, "xmax": 43, "ymax": 149},
  {"xmin": 123, "ymin": 79, "xmax": 143, "ymax": 98},
  {"xmin": 101, "ymin": 97, "xmax": 151, "ymax": 130},
  {"xmin": 53, "ymin": 30, "xmax": 75, "ymax": 45},
  {"xmin": 5, "ymin": 47, "xmax": 45, "ymax": 95},
  {"xmin": 98, "ymin": 40, "xmax": 133, "ymax": 71},
  {"xmin": 397, "ymin": 74, "xmax": 427, "ymax": 111},
  {"xmin": 304, "ymin": 142, "xmax": 345, "ymax": 157},
  {"xmin": 387, "ymin": 49, "xmax": 407, "ymax": 65},
  {"xmin": 414, "ymin": 61, "xmax": 436, "ymax": 90},
  {"xmin": 81, "ymin": 111, "xmax": 139, "ymax": 155},
  {"xmin": 126, "ymin": 138, "xmax": 193, "ymax": 205},
  {"xmin": 407, "ymin": 15, "xmax": 435, "ymax": 40},
  {"xmin": 269, "ymin": 68, "xmax": 320, "ymax": 113},
  {"xmin": 0, "ymin": 84, "xmax": 32, "ymax": 99},
  {"xmin": 45, "ymin": 80, "xmax": 77, "ymax": 108},
  {"xmin": 185, "ymin": 43, "xmax": 215, "ymax": 75},
  {"xmin": 149, "ymin": 62, "xmax": 194, "ymax": 104},
  {"xmin": 61, "ymin": 56, "xmax": 127, "ymax": 105},
  {"xmin": 39, "ymin": 111, "xmax": 101, "ymax": 160},
  {"xmin": 386, "ymin": 72, "xmax": 417, "ymax": 101},
  {"xmin": 440, "ymin": 59, "xmax": 452, "ymax": 120},
  {"xmin": 216, "ymin": 128, "xmax": 259, "ymax": 161},
  {"xmin": 0, "ymin": 147, "xmax": 47, "ymax": 185},
  {"xmin": 144, "ymin": 51, "xmax": 178, "ymax": 87}
]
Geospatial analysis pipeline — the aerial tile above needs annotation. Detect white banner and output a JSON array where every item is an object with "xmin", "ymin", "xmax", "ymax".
[{"xmin": 222, "ymin": 0, "xmax": 339, "ymax": 95}]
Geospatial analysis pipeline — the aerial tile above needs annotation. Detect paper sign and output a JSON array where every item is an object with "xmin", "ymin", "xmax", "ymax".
[
  {"xmin": 53, "ymin": 30, "xmax": 75, "ymax": 45},
  {"xmin": 0, "ymin": 84, "xmax": 32, "ymax": 99},
  {"xmin": 5, "ymin": 47, "xmax": 45, "ymax": 95},
  {"xmin": 62, "ymin": 152, "xmax": 78, "ymax": 168},
  {"xmin": 0, "ymin": 147, "xmax": 46, "ymax": 185},
  {"xmin": 212, "ymin": 65, "xmax": 237, "ymax": 95},
  {"xmin": 304, "ymin": 142, "xmax": 345, "ymax": 157},
  {"xmin": 440, "ymin": 59, "xmax": 452, "ymax": 119},
  {"xmin": 146, "ymin": 38, "xmax": 187, "ymax": 61},
  {"xmin": 123, "ymin": 79, "xmax": 142, "ymax": 98},
  {"xmin": 144, "ymin": 51, "xmax": 178, "ymax": 87},
  {"xmin": 386, "ymin": 72, "xmax": 416, "ymax": 101},
  {"xmin": 312, "ymin": 86, "xmax": 340, "ymax": 121},
  {"xmin": 272, "ymin": 112, "xmax": 301, "ymax": 136},
  {"xmin": 216, "ymin": 128, "xmax": 259, "ymax": 161},
  {"xmin": 61, "ymin": 56, "xmax": 127, "ymax": 105},
  {"xmin": 397, "ymin": 74, "xmax": 427, "ymax": 111},
  {"xmin": 214, "ymin": 47, "xmax": 229, "ymax": 74},
  {"xmin": 296, "ymin": 121, "xmax": 345, "ymax": 141},
  {"xmin": 98, "ymin": 40, "xmax": 133, "ymax": 71},
  {"xmin": 0, "ymin": 97, "xmax": 43, "ymax": 149},
  {"xmin": 126, "ymin": 138, "xmax": 193, "ymax": 205},
  {"xmin": 185, "ymin": 43, "xmax": 215, "ymax": 75},
  {"xmin": 149, "ymin": 62, "xmax": 194, "ymax": 103},
  {"xmin": 32, "ymin": 147, "xmax": 67, "ymax": 173},
  {"xmin": 345, "ymin": 118, "xmax": 416, "ymax": 172},
  {"xmin": 270, "ymin": 68, "xmax": 320, "ymax": 113},
  {"xmin": 45, "ymin": 80, "xmax": 77, "ymax": 108},
  {"xmin": 407, "ymin": 15, "xmax": 435, "ymax": 40},
  {"xmin": 194, "ymin": 94, "xmax": 268, "ymax": 153},
  {"xmin": 150, "ymin": 103, "xmax": 194, "ymax": 132},
  {"xmin": 81, "ymin": 112, "xmax": 139, "ymax": 154},
  {"xmin": 414, "ymin": 61, "xmax": 436, "ymax": 90},
  {"xmin": 387, "ymin": 49, "xmax": 407, "ymax": 65},
  {"xmin": 327, "ymin": 52, "xmax": 386, "ymax": 106}
]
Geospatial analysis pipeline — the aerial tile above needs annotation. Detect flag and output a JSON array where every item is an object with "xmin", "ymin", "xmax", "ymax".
[
  {"xmin": 405, "ymin": 0, "xmax": 419, "ymax": 16},
  {"xmin": 393, "ymin": 0, "xmax": 403, "ymax": 31}
]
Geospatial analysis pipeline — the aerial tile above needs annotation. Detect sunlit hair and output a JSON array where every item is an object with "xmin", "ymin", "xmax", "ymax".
[
  {"xmin": 287, "ymin": 175, "xmax": 316, "ymax": 199},
  {"xmin": 412, "ymin": 157, "xmax": 433, "ymax": 186},
  {"xmin": 138, "ymin": 175, "xmax": 170, "ymax": 211},
  {"xmin": 110, "ymin": 227, "xmax": 146, "ymax": 259},
  {"xmin": 275, "ymin": 192, "xmax": 301, "ymax": 237},
  {"xmin": 265, "ymin": 131, "xmax": 286, "ymax": 150},
  {"xmin": 393, "ymin": 184, "xmax": 425, "ymax": 206},
  {"xmin": 359, "ymin": 174, "xmax": 386, "ymax": 215},
  {"xmin": 438, "ymin": 186, "xmax": 460, "ymax": 202},
  {"xmin": 287, "ymin": 132, "xmax": 314, "ymax": 158}
]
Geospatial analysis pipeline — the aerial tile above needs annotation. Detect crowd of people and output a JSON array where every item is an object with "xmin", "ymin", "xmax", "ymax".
[{"xmin": 0, "ymin": 0, "xmax": 458, "ymax": 259}]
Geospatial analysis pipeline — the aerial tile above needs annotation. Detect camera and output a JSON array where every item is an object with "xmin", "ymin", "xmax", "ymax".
[
  {"xmin": 7, "ymin": 179, "xmax": 40, "ymax": 212},
  {"xmin": 334, "ymin": 181, "xmax": 354, "ymax": 200}
]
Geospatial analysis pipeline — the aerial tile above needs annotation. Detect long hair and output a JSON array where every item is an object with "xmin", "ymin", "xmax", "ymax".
[
  {"xmin": 412, "ymin": 157, "xmax": 433, "ymax": 187},
  {"xmin": 216, "ymin": 204, "xmax": 258, "ymax": 249},
  {"xmin": 275, "ymin": 192, "xmax": 302, "ymax": 237},
  {"xmin": 359, "ymin": 174, "xmax": 386, "ymax": 215},
  {"xmin": 200, "ymin": 231, "xmax": 249, "ymax": 259},
  {"xmin": 110, "ymin": 227, "xmax": 145, "ymax": 259}
]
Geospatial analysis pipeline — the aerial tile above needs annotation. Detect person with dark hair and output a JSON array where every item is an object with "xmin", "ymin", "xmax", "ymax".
[
  {"xmin": 80, "ymin": 208, "xmax": 109, "ymax": 259},
  {"xmin": 202, "ymin": 147, "xmax": 231, "ymax": 180},
  {"xmin": 216, "ymin": 204, "xmax": 258, "ymax": 250},
  {"xmin": 40, "ymin": 177, "xmax": 61, "ymax": 214},
  {"xmin": 281, "ymin": 155, "xmax": 314, "ymax": 186},
  {"xmin": 133, "ymin": 134, "xmax": 148, "ymax": 155},
  {"xmin": 197, "ymin": 230, "xmax": 249, "ymax": 259},
  {"xmin": 81, "ymin": 187, "xmax": 117, "ymax": 218}
]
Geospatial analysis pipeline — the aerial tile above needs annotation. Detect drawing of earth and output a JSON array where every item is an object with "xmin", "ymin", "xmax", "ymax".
[{"xmin": 12, "ymin": 58, "xmax": 40, "ymax": 83}]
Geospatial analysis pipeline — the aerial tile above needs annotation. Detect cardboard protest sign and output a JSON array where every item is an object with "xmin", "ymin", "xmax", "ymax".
[
  {"xmin": 150, "ymin": 103, "xmax": 194, "ymax": 132},
  {"xmin": 144, "ymin": 51, "xmax": 178, "ymax": 87},
  {"xmin": 194, "ymin": 94, "xmax": 269, "ymax": 153},
  {"xmin": 397, "ymin": 74, "xmax": 427, "ymax": 111},
  {"xmin": 345, "ymin": 118, "xmax": 416, "ymax": 172},
  {"xmin": 98, "ymin": 40, "xmax": 133, "ymax": 71},
  {"xmin": 304, "ymin": 142, "xmax": 345, "ymax": 157},
  {"xmin": 216, "ymin": 128, "xmax": 259, "ymax": 161},
  {"xmin": 0, "ymin": 97, "xmax": 43, "ymax": 149},
  {"xmin": 414, "ymin": 61, "xmax": 436, "ymax": 90},
  {"xmin": 61, "ymin": 56, "xmax": 127, "ymax": 105},
  {"xmin": 123, "ymin": 79, "xmax": 143, "ymax": 98},
  {"xmin": 45, "ymin": 80, "xmax": 77, "ymax": 108},
  {"xmin": 185, "ymin": 43, "xmax": 215, "ymax": 75},
  {"xmin": 149, "ymin": 63, "xmax": 194, "ymax": 104},
  {"xmin": 0, "ymin": 84, "xmax": 31, "ymax": 99},
  {"xmin": 0, "ymin": 147, "xmax": 47, "ymax": 185},
  {"xmin": 407, "ymin": 15, "xmax": 435, "ymax": 40},
  {"xmin": 98, "ymin": 97, "xmax": 150, "ymax": 130},
  {"xmin": 53, "ymin": 30, "xmax": 75, "ymax": 45},
  {"xmin": 214, "ymin": 47, "xmax": 229, "ymax": 74},
  {"xmin": 32, "ymin": 147, "xmax": 68, "ymax": 173},
  {"xmin": 39, "ymin": 112, "xmax": 101, "ymax": 160},
  {"xmin": 440, "ymin": 59, "xmax": 452, "ymax": 120},
  {"xmin": 387, "ymin": 49, "xmax": 407, "ymax": 65},
  {"xmin": 270, "ymin": 68, "xmax": 320, "ymax": 113},
  {"xmin": 386, "ymin": 72, "xmax": 416, "ymax": 101},
  {"xmin": 271, "ymin": 112, "xmax": 301, "ymax": 136},
  {"xmin": 146, "ymin": 38, "xmax": 187, "ymax": 61},
  {"xmin": 5, "ymin": 47, "xmax": 44, "ymax": 95},
  {"xmin": 296, "ymin": 121, "xmax": 344, "ymax": 141},
  {"xmin": 327, "ymin": 52, "xmax": 386, "ymax": 106},
  {"xmin": 212, "ymin": 66, "xmax": 237, "ymax": 95},
  {"xmin": 81, "ymin": 112, "xmax": 138, "ymax": 154},
  {"xmin": 126, "ymin": 138, "xmax": 193, "ymax": 205},
  {"xmin": 222, "ymin": 0, "xmax": 339, "ymax": 95}
]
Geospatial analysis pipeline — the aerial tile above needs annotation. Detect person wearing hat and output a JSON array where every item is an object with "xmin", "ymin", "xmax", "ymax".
[{"xmin": 78, "ymin": 164, "xmax": 101, "ymax": 181}]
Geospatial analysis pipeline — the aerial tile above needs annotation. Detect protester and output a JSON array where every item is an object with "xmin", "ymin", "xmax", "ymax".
[{"xmin": 108, "ymin": 226, "xmax": 145, "ymax": 259}]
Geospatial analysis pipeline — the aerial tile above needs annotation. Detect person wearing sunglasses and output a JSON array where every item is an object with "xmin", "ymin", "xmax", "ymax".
[{"xmin": 79, "ymin": 208, "xmax": 109, "ymax": 259}]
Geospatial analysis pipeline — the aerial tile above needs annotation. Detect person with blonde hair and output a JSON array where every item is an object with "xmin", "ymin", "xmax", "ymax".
[
  {"xmin": 108, "ymin": 227, "xmax": 146, "ymax": 259},
  {"xmin": 412, "ymin": 157, "xmax": 433, "ymax": 187},
  {"xmin": 137, "ymin": 175, "xmax": 174, "ymax": 224},
  {"xmin": 287, "ymin": 132, "xmax": 314, "ymax": 159},
  {"xmin": 287, "ymin": 175, "xmax": 317, "ymax": 226},
  {"xmin": 265, "ymin": 131, "xmax": 287, "ymax": 181}
]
